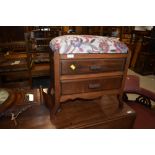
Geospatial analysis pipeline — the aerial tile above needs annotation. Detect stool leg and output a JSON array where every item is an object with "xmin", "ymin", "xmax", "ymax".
[{"xmin": 118, "ymin": 94, "xmax": 124, "ymax": 108}]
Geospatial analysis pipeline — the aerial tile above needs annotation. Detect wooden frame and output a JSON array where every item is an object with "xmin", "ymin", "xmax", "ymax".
[
  {"xmin": 0, "ymin": 52, "xmax": 32, "ymax": 88},
  {"xmin": 50, "ymin": 51, "xmax": 131, "ymax": 115}
]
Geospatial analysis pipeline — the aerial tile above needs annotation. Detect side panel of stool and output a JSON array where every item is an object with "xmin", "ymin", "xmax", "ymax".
[
  {"xmin": 53, "ymin": 52, "xmax": 61, "ymax": 114},
  {"xmin": 118, "ymin": 50, "xmax": 131, "ymax": 107}
]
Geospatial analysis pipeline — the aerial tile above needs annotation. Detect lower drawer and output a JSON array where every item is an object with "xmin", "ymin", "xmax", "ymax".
[{"xmin": 61, "ymin": 76, "xmax": 122, "ymax": 95}]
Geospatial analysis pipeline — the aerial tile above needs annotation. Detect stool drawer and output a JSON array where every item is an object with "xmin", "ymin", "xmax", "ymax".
[
  {"xmin": 61, "ymin": 76, "xmax": 122, "ymax": 95},
  {"xmin": 61, "ymin": 58, "xmax": 125, "ymax": 75}
]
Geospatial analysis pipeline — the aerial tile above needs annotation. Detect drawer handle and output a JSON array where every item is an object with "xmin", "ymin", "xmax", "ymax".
[
  {"xmin": 90, "ymin": 65, "xmax": 101, "ymax": 71},
  {"xmin": 88, "ymin": 83, "xmax": 101, "ymax": 89}
]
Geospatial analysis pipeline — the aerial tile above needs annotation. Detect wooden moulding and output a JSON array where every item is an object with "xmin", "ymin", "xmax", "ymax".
[
  {"xmin": 61, "ymin": 71, "xmax": 124, "ymax": 80},
  {"xmin": 60, "ymin": 89, "xmax": 121, "ymax": 103},
  {"xmin": 60, "ymin": 53, "xmax": 128, "ymax": 59}
]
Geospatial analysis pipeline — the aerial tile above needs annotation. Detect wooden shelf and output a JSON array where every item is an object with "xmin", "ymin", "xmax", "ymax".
[
  {"xmin": 26, "ymin": 26, "xmax": 53, "ymax": 78},
  {"xmin": 31, "ymin": 63, "xmax": 50, "ymax": 77},
  {"xmin": 34, "ymin": 38, "xmax": 51, "ymax": 41},
  {"xmin": 1, "ymin": 80, "xmax": 31, "ymax": 88},
  {"xmin": 0, "ymin": 52, "xmax": 32, "ymax": 88}
]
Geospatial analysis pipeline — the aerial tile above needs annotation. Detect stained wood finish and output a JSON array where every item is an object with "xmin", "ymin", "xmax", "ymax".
[
  {"xmin": 31, "ymin": 63, "xmax": 50, "ymax": 77},
  {"xmin": 61, "ymin": 76, "xmax": 122, "ymax": 95},
  {"xmin": 49, "ymin": 51, "xmax": 131, "ymax": 115},
  {"xmin": 52, "ymin": 52, "xmax": 61, "ymax": 114},
  {"xmin": 118, "ymin": 50, "xmax": 131, "ymax": 107},
  {"xmin": 0, "ymin": 90, "xmax": 136, "ymax": 129},
  {"xmin": 0, "ymin": 58, "xmax": 28, "ymax": 71},
  {"xmin": 25, "ymin": 27, "xmax": 53, "ymax": 79},
  {"xmin": 61, "ymin": 58, "xmax": 125, "ymax": 75},
  {"xmin": 61, "ymin": 71, "xmax": 123, "ymax": 80},
  {"xmin": 60, "ymin": 53, "xmax": 128, "ymax": 59},
  {"xmin": 0, "ymin": 53, "xmax": 32, "ymax": 88},
  {"xmin": 0, "ymin": 88, "xmax": 53, "ymax": 129},
  {"xmin": 134, "ymin": 52, "xmax": 155, "ymax": 75},
  {"xmin": 0, "ymin": 89, "xmax": 16, "ymax": 113},
  {"xmin": 0, "ymin": 81, "xmax": 31, "ymax": 89},
  {"xmin": 51, "ymin": 95, "xmax": 136, "ymax": 129},
  {"xmin": 60, "ymin": 89, "xmax": 120, "ymax": 103}
]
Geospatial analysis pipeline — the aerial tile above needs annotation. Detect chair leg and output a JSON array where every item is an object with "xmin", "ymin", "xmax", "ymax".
[
  {"xmin": 118, "ymin": 94, "xmax": 124, "ymax": 108},
  {"xmin": 122, "ymin": 92, "xmax": 129, "ymax": 102},
  {"xmin": 136, "ymin": 95, "xmax": 152, "ymax": 108},
  {"xmin": 50, "ymin": 103, "xmax": 61, "ymax": 120}
]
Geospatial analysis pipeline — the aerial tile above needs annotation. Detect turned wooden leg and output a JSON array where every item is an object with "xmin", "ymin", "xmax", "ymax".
[
  {"xmin": 118, "ymin": 94, "xmax": 124, "ymax": 108},
  {"xmin": 53, "ymin": 103, "xmax": 61, "ymax": 114},
  {"xmin": 122, "ymin": 92, "xmax": 129, "ymax": 102},
  {"xmin": 50, "ymin": 98, "xmax": 61, "ymax": 117}
]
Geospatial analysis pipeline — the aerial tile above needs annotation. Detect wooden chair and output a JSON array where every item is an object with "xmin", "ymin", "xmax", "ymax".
[
  {"xmin": 0, "ymin": 42, "xmax": 33, "ymax": 88},
  {"xmin": 123, "ymin": 75, "xmax": 155, "ymax": 108}
]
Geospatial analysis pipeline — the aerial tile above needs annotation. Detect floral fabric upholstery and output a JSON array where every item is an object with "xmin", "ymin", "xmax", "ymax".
[{"xmin": 50, "ymin": 35, "xmax": 128, "ymax": 54}]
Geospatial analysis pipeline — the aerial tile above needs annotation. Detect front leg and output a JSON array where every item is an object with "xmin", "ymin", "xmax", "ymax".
[
  {"xmin": 50, "ymin": 101, "xmax": 61, "ymax": 120},
  {"xmin": 117, "ymin": 94, "xmax": 124, "ymax": 108}
]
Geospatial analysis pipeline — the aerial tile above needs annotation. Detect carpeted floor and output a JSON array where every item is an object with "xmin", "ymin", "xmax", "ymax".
[{"xmin": 127, "ymin": 102, "xmax": 155, "ymax": 129}]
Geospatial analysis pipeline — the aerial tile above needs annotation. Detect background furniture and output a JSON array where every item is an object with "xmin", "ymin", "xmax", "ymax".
[
  {"xmin": 129, "ymin": 30, "xmax": 151, "ymax": 69},
  {"xmin": 134, "ymin": 52, "xmax": 155, "ymax": 75},
  {"xmin": 0, "ymin": 88, "xmax": 136, "ymax": 129},
  {"xmin": 0, "ymin": 88, "xmax": 53, "ymax": 129},
  {"xmin": 0, "ymin": 26, "xmax": 25, "ymax": 42},
  {"xmin": 26, "ymin": 26, "xmax": 61, "ymax": 78},
  {"xmin": 0, "ymin": 41, "xmax": 32, "ymax": 88},
  {"xmin": 123, "ymin": 75, "xmax": 155, "ymax": 108},
  {"xmin": 134, "ymin": 36, "xmax": 155, "ymax": 75}
]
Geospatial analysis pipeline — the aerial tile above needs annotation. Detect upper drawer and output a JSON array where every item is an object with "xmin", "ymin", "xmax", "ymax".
[{"xmin": 61, "ymin": 58, "xmax": 126, "ymax": 75}]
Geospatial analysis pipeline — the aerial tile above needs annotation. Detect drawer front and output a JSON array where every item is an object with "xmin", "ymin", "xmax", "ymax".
[
  {"xmin": 61, "ymin": 58, "xmax": 125, "ymax": 75},
  {"xmin": 61, "ymin": 76, "xmax": 122, "ymax": 95}
]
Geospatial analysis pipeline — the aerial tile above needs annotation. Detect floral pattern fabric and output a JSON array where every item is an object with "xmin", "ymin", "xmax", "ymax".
[{"xmin": 49, "ymin": 35, "xmax": 128, "ymax": 54}]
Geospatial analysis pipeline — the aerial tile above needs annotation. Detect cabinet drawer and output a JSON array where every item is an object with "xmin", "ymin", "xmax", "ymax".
[
  {"xmin": 61, "ymin": 58, "xmax": 125, "ymax": 75},
  {"xmin": 61, "ymin": 76, "xmax": 122, "ymax": 95}
]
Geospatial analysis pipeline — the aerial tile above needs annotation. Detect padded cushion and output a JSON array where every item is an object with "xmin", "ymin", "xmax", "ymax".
[
  {"xmin": 50, "ymin": 35, "xmax": 128, "ymax": 54},
  {"xmin": 124, "ymin": 75, "xmax": 155, "ymax": 101}
]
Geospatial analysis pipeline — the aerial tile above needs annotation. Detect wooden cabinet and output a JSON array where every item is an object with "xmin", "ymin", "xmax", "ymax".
[
  {"xmin": 26, "ymin": 27, "xmax": 53, "ymax": 78},
  {"xmin": 50, "ymin": 52, "xmax": 131, "ymax": 115},
  {"xmin": 134, "ymin": 52, "xmax": 155, "ymax": 75},
  {"xmin": 0, "ymin": 52, "xmax": 32, "ymax": 88}
]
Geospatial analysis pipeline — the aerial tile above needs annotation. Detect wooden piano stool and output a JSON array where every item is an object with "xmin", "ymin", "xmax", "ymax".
[{"xmin": 48, "ymin": 35, "xmax": 131, "ymax": 116}]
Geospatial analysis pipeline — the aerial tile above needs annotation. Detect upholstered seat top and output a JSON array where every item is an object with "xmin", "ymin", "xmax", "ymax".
[{"xmin": 50, "ymin": 35, "xmax": 128, "ymax": 54}]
